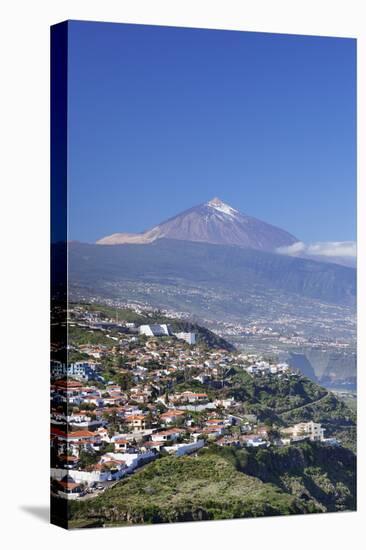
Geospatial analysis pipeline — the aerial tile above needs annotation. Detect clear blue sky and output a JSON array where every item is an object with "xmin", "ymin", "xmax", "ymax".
[{"xmin": 67, "ymin": 21, "xmax": 356, "ymax": 243}]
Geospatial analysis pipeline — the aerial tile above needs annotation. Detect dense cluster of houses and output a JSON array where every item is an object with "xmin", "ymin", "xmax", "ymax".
[
  {"xmin": 245, "ymin": 361, "xmax": 291, "ymax": 377},
  {"xmin": 50, "ymin": 306, "xmax": 337, "ymax": 500}
]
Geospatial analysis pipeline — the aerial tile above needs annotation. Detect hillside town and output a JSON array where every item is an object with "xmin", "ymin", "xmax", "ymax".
[{"xmin": 51, "ymin": 304, "xmax": 339, "ymax": 500}]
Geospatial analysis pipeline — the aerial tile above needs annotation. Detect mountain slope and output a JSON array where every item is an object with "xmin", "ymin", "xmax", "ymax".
[
  {"xmin": 68, "ymin": 304, "xmax": 236, "ymax": 353},
  {"xmin": 68, "ymin": 442, "xmax": 355, "ymax": 527},
  {"xmin": 97, "ymin": 197, "xmax": 299, "ymax": 251},
  {"xmin": 68, "ymin": 453, "xmax": 317, "ymax": 527},
  {"xmin": 68, "ymin": 238, "xmax": 356, "ymax": 308}
]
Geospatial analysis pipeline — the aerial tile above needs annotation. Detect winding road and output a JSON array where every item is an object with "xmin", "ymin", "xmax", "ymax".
[{"xmin": 279, "ymin": 391, "xmax": 330, "ymax": 418}]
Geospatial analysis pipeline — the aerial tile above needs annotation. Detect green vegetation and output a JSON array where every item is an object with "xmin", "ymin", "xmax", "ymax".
[
  {"xmin": 333, "ymin": 391, "xmax": 357, "ymax": 413},
  {"xmin": 69, "ymin": 441, "xmax": 356, "ymax": 528},
  {"xmin": 69, "ymin": 452, "xmax": 316, "ymax": 527},
  {"xmin": 223, "ymin": 370, "xmax": 356, "ymax": 450},
  {"xmin": 205, "ymin": 442, "xmax": 356, "ymax": 512},
  {"xmin": 70, "ymin": 302, "xmax": 148, "ymax": 323},
  {"xmin": 280, "ymin": 392, "xmax": 354, "ymax": 424},
  {"xmin": 280, "ymin": 392, "xmax": 356, "ymax": 452},
  {"xmin": 229, "ymin": 370, "xmax": 327, "ymax": 415},
  {"xmin": 68, "ymin": 324, "xmax": 117, "ymax": 347},
  {"xmin": 72, "ymin": 302, "xmax": 235, "ymax": 351}
]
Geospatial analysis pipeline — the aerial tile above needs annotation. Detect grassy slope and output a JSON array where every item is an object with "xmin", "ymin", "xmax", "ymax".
[
  {"xmin": 70, "ymin": 303, "xmax": 235, "ymax": 351},
  {"xmin": 206, "ymin": 443, "xmax": 356, "ymax": 513},
  {"xmin": 69, "ymin": 441, "xmax": 356, "ymax": 528},
  {"xmin": 229, "ymin": 370, "xmax": 327, "ymax": 415},
  {"xmin": 69, "ymin": 453, "xmax": 315, "ymax": 527}
]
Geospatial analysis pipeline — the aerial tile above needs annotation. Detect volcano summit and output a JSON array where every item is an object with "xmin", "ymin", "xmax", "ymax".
[{"xmin": 97, "ymin": 198, "xmax": 299, "ymax": 251}]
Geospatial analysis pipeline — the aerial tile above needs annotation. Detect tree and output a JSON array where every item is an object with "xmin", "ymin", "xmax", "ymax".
[
  {"xmin": 116, "ymin": 372, "xmax": 134, "ymax": 391},
  {"xmin": 78, "ymin": 450, "xmax": 97, "ymax": 469},
  {"xmin": 116, "ymin": 355, "xmax": 128, "ymax": 368}
]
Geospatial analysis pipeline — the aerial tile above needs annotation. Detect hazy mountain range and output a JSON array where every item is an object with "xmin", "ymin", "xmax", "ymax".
[{"xmin": 69, "ymin": 237, "xmax": 355, "ymax": 307}]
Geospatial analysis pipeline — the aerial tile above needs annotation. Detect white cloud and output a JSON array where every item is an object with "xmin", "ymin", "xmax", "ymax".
[{"xmin": 276, "ymin": 241, "xmax": 356, "ymax": 266}]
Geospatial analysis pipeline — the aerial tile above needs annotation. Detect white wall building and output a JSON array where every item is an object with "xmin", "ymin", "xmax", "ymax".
[
  {"xmin": 138, "ymin": 324, "xmax": 171, "ymax": 337},
  {"xmin": 164, "ymin": 439, "xmax": 204, "ymax": 456},
  {"xmin": 174, "ymin": 332, "xmax": 196, "ymax": 345},
  {"xmin": 282, "ymin": 421, "xmax": 325, "ymax": 442},
  {"xmin": 50, "ymin": 450, "xmax": 156, "ymax": 487}
]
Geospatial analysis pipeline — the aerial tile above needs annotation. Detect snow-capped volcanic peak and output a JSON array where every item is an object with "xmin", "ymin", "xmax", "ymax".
[
  {"xmin": 206, "ymin": 197, "xmax": 239, "ymax": 218},
  {"xmin": 97, "ymin": 196, "xmax": 299, "ymax": 251}
]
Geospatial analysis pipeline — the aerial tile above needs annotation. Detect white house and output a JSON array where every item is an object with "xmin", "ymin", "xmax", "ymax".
[
  {"xmin": 151, "ymin": 428, "xmax": 185, "ymax": 442},
  {"xmin": 164, "ymin": 439, "xmax": 204, "ymax": 456}
]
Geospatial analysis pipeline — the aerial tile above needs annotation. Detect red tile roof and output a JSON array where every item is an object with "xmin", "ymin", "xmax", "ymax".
[
  {"xmin": 55, "ymin": 380, "xmax": 82, "ymax": 389},
  {"xmin": 68, "ymin": 429, "xmax": 96, "ymax": 438}
]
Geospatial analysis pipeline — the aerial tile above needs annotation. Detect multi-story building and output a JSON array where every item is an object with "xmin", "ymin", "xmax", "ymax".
[
  {"xmin": 51, "ymin": 360, "xmax": 103, "ymax": 381},
  {"xmin": 282, "ymin": 421, "xmax": 325, "ymax": 442}
]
